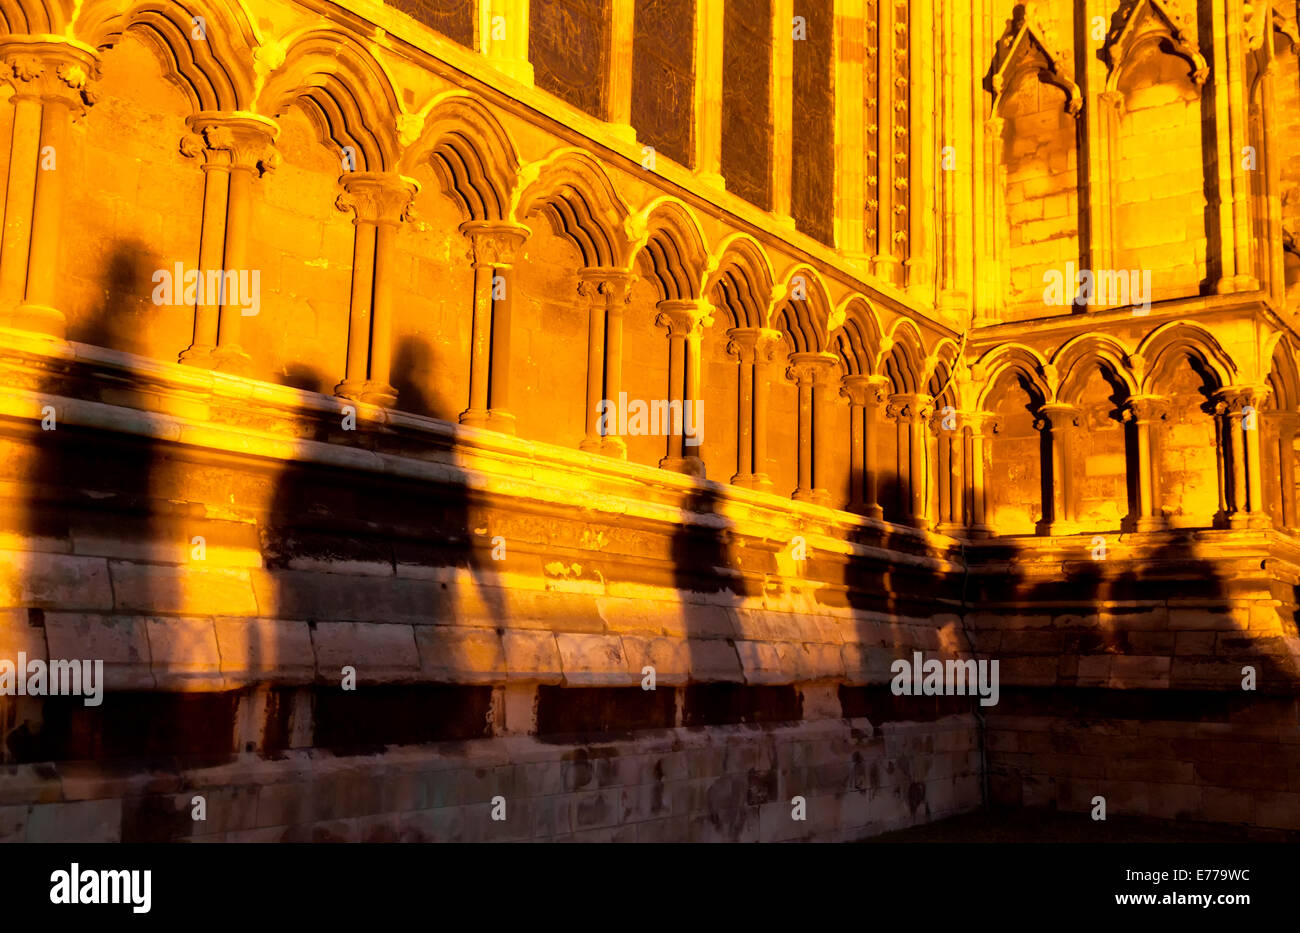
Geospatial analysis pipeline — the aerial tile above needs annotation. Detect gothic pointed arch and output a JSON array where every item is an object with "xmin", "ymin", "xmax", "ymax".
[
  {"xmin": 399, "ymin": 93, "xmax": 519, "ymax": 222},
  {"xmin": 514, "ymin": 149, "xmax": 632, "ymax": 268},
  {"xmin": 772, "ymin": 264, "xmax": 831, "ymax": 353},
  {"xmin": 705, "ymin": 234, "xmax": 775, "ymax": 330},
  {"xmin": 77, "ymin": 0, "xmax": 258, "ymax": 111},
  {"xmin": 882, "ymin": 319, "xmax": 927, "ymax": 394},
  {"xmin": 631, "ymin": 198, "xmax": 710, "ymax": 302},
  {"xmin": 1051, "ymin": 333, "xmax": 1139, "ymax": 404},
  {"xmin": 975, "ymin": 343, "xmax": 1050, "ymax": 409},
  {"xmin": 258, "ymin": 30, "xmax": 402, "ymax": 172},
  {"xmin": 988, "ymin": 2, "xmax": 1082, "ymax": 116},
  {"xmin": 1136, "ymin": 321, "xmax": 1237, "ymax": 394},
  {"xmin": 1101, "ymin": 0, "xmax": 1209, "ymax": 94},
  {"xmin": 829, "ymin": 296, "xmax": 883, "ymax": 376}
]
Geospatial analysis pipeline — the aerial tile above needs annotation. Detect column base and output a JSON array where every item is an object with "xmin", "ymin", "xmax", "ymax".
[
  {"xmin": 210, "ymin": 346, "xmax": 251, "ymax": 375},
  {"xmin": 751, "ymin": 473, "xmax": 774, "ymax": 492},
  {"xmin": 579, "ymin": 436, "xmax": 603, "ymax": 453},
  {"xmin": 3, "ymin": 302, "xmax": 66, "ymax": 338},
  {"xmin": 1037, "ymin": 519, "xmax": 1080, "ymax": 537},
  {"xmin": 459, "ymin": 408, "xmax": 491, "ymax": 429},
  {"xmin": 936, "ymin": 521, "xmax": 966, "ymax": 536},
  {"xmin": 1124, "ymin": 515, "xmax": 1169, "ymax": 533},
  {"xmin": 360, "ymin": 381, "xmax": 397, "ymax": 408},
  {"xmin": 660, "ymin": 455, "xmax": 705, "ymax": 478},
  {"xmin": 178, "ymin": 345, "xmax": 217, "ymax": 368},
  {"xmin": 487, "ymin": 409, "xmax": 516, "ymax": 434},
  {"xmin": 792, "ymin": 489, "xmax": 830, "ymax": 506},
  {"xmin": 601, "ymin": 436, "xmax": 627, "ymax": 459},
  {"xmin": 335, "ymin": 379, "xmax": 366, "ymax": 402},
  {"xmin": 730, "ymin": 472, "xmax": 755, "ymax": 489},
  {"xmin": 966, "ymin": 524, "xmax": 995, "ymax": 539}
]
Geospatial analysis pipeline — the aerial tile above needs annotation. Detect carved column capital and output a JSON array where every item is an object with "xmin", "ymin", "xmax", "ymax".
[
  {"xmin": 1121, "ymin": 394, "xmax": 1171, "ymax": 424},
  {"xmin": 886, "ymin": 392, "xmax": 935, "ymax": 423},
  {"xmin": 459, "ymin": 220, "xmax": 530, "ymax": 268},
  {"xmin": 786, "ymin": 351, "xmax": 839, "ymax": 387},
  {"xmin": 1213, "ymin": 384, "xmax": 1271, "ymax": 414},
  {"xmin": 0, "ymin": 38, "xmax": 100, "ymax": 114},
  {"xmin": 840, "ymin": 373, "xmax": 890, "ymax": 406},
  {"xmin": 1037, "ymin": 402, "xmax": 1082, "ymax": 430},
  {"xmin": 181, "ymin": 111, "xmax": 280, "ymax": 175},
  {"xmin": 335, "ymin": 172, "xmax": 421, "ymax": 226},
  {"xmin": 655, "ymin": 299, "xmax": 712, "ymax": 337},
  {"xmin": 577, "ymin": 268, "xmax": 637, "ymax": 310}
]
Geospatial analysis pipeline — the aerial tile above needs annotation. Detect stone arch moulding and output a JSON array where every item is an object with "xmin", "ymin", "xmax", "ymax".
[
  {"xmin": 1, "ymin": 0, "xmax": 70, "ymax": 33},
  {"xmin": 988, "ymin": 2, "xmax": 1083, "ymax": 117},
  {"xmin": 1135, "ymin": 320, "xmax": 1238, "ymax": 395},
  {"xmin": 398, "ymin": 92, "xmax": 519, "ymax": 223},
  {"xmin": 1101, "ymin": 0, "xmax": 1210, "ymax": 97},
  {"xmin": 974, "ymin": 343, "xmax": 1051, "ymax": 411},
  {"xmin": 705, "ymin": 234, "xmax": 775, "ymax": 330},
  {"xmin": 629, "ymin": 197, "xmax": 711, "ymax": 302},
  {"xmin": 513, "ymin": 148, "xmax": 634, "ymax": 269},
  {"xmin": 77, "ymin": 0, "xmax": 259, "ymax": 112},
  {"xmin": 1050, "ymin": 333, "xmax": 1139, "ymax": 405},
  {"xmin": 257, "ymin": 29, "xmax": 403, "ymax": 173},
  {"xmin": 881, "ymin": 318, "xmax": 928, "ymax": 395},
  {"xmin": 772, "ymin": 264, "xmax": 832, "ymax": 354},
  {"xmin": 829, "ymin": 295, "xmax": 883, "ymax": 377}
]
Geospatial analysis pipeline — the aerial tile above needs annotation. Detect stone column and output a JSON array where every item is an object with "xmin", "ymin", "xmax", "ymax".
[
  {"xmin": 0, "ymin": 38, "xmax": 99, "ymax": 337},
  {"xmin": 459, "ymin": 221, "xmax": 530, "ymax": 431},
  {"xmin": 1215, "ymin": 386, "xmax": 1271, "ymax": 527},
  {"xmin": 178, "ymin": 112, "xmax": 279, "ymax": 368},
  {"xmin": 873, "ymin": 0, "xmax": 896, "ymax": 282},
  {"xmin": 886, "ymin": 393, "xmax": 935, "ymax": 527},
  {"xmin": 1209, "ymin": 0, "xmax": 1257, "ymax": 293},
  {"xmin": 834, "ymin": 0, "xmax": 866, "ymax": 255},
  {"xmin": 1276, "ymin": 412, "xmax": 1298, "ymax": 529},
  {"xmin": 655, "ymin": 299, "xmax": 710, "ymax": 476},
  {"xmin": 967, "ymin": 412, "xmax": 994, "ymax": 537},
  {"xmin": 840, "ymin": 374, "xmax": 889, "ymax": 518},
  {"xmin": 577, "ymin": 269, "xmax": 635, "ymax": 456},
  {"xmin": 934, "ymin": 408, "xmax": 969, "ymax": 534},
  {"xmin": 1122, "ymin": 395, "xmax": 1169, "ymax": 532},
  {"xmin": 334, "ymin": 172, "xmax": 419, "ymax": 406},
  {"xmin": 787, "ymin": 352, "xmax": 839, "ymax": 505},
  {"xmin": 726, "ymin": 327, "xmax": 782, "ymax": 489},
  {"xmin": 1037, "ymin": 402, "xmax": 1080, "ymax": 535}
]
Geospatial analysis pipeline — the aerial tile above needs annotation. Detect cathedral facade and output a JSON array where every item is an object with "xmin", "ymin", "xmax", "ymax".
[{"xmin": 0, "ymin": 0, "xmax": 1297, "ymax": 841}]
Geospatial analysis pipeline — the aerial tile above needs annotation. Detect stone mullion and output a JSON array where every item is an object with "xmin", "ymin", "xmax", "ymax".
[
  {"xmin": 771, "ymin": 0, "xmax": 795, "ymax": 221},
  {"xmin": 693, "ymin": 0, "xmax": 725, "ymax": 186},
  {"xmin": 607, "ymin": 0, "xmax": 635, "ymax": 133},
  {"xmin": 835, "ymin": 0, "xmax": 866, "ymax": 255},
  {"xmin": 873, "ymin": 0, "xmax": 895, "ymax": 281},
  {"xmin": 727, "ymin": 328, "xmax": 759, "ymax": 485},
  {"xmin": 1082, "ymin": 0, "xmax": 1115, "ymax": 278},
  {"xmin": 1210, "ymin": 0, "xmax": 1257, "ymax": 292},
  {"xmin": 478, "ymin": 0, "xmax": 534, "ymax": 85},
  {"xmin": 463, "ymin": 254, "xmax": 495, "ymax": 426},
  {"xmin": 905, "ymin": 0, "xmax": 934, "ymax": 298}
]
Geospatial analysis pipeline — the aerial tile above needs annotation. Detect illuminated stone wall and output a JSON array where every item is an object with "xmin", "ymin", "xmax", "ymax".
[{"xmin": 1, "ymin": 0, "xmax": 1299, "ymax": 841}]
